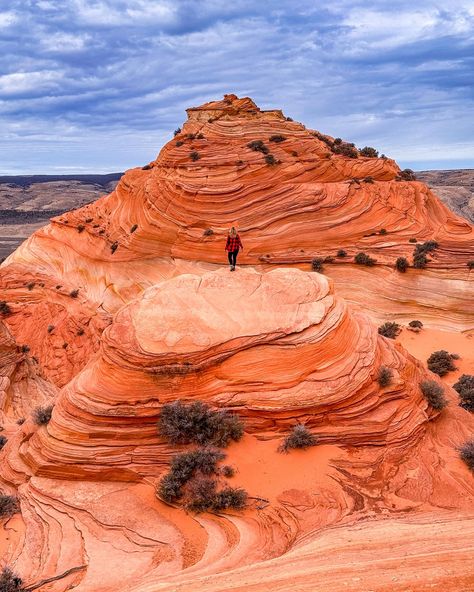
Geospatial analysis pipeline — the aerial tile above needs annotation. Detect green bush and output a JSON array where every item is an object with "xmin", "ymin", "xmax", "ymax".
[
  {"xmin": 158, "ymin": 400, "xmax": 244, "ymax": 447},
  {"xmin": 420, "ymin": 380, "xmax": 448, "ymax": 410},
  {"xmin": 278, "ymin": 424, "xmax": 317, "ymax": 453}
]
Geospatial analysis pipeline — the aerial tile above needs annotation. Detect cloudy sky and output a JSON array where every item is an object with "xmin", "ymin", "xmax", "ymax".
[{"xmin": 1, "ymin": 0, "xmax": 473, "ymax": 173}]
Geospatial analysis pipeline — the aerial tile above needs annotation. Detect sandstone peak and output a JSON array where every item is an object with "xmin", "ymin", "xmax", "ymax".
[{"xmin": 186, "ymin": 93, "xmax": 285, "ymax": 121}]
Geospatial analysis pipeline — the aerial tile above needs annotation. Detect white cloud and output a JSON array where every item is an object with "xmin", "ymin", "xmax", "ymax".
[
  {"xmin": 0, "ymin": 11, "xmax": 17, "ymax": 27},
  {"xmin": 0, "ymin": 71, "xmax": 63, "ymax": 96}
]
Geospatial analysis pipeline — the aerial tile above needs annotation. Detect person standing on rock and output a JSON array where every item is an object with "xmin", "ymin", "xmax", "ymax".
[{"xmin": 225, "ymin": 227, "xmax": 243, "ymax": 271}]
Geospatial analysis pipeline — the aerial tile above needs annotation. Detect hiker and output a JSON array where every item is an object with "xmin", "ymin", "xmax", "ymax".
[{"xmin": 225, "ymin": 227, "xmax": 243, "ymax": 271}]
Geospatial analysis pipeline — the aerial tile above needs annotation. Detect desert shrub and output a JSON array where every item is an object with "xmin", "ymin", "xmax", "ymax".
[
  {"xmin": 420, "ymin": 380, "xmax": 448, "ymax": 410},
  {"xmin": 427, "ymin": 350, "xmax": 457, "ymax": 376},
  {"xmin": 174, "ymin": 128, "xmax": 181, "ymax": 136},
  {"xmin": 312, "ymin": 131, "xmax": 333, "ymax": 147},
  {"xmin": 20, "ymin": 345, "xmax": 29, "ymax": 354},
  {"xmin": 16, "ymin": 418, "xmax": 25, "ymax": 425},
  {"xmin": 196, "ymin": 133, "xmax": 205, "ymax": 139},
  {"xmin": 0, "ymin": 495, "xmax": 20, "ymax": 518},
  {"xmin": 157, "ymin": 447, "xmax": 226, "ymax": 504},
  {"xmin": 363, "ymin": 176, "xmax": 374, "ymax": 183},
  {"xmin": 333, "ymin": 142, "xmax": 358, "ymax": 158},
  {"xmin": 397, "ymin": 169, "xmax": 416, "ymax": 181},
  {"xmin": 468, "ymin": 261, "xmax": 474, "ymax": 269},
  {"xmin": 412, "ymin": 241, "xmax": 438, "ymax": 269},
  {"xmin": 77, "ymin": 224, "xmax": 85, "ymax": 233},
  {"xmin": 409, "ymin": 238, "xmax": 417, "ymax": 243},
  {"xmin": 0, "ymin": 436, "xmax": 7, "ymax": 450},
  {"xmin": 77, "ymin": 328, "xmax": 84, "ymax": 336},
  {"xmin": 236, "ymin": 160, "xmax": 244, "ymax": 166},
  {"xmin": 85, "ymin": 217, "xmax": 93, "ymax": 223},
  {"xmin": 359, "ymin": 146, "xmax": 379, "ymax": 158},
  {"xmin": 130, "ymin": 224, "xmax": 138, "ymax": 233},
  {"xmin": 336, "ymin": 249, "xmax": 347, "ymax": 258},
  {"xmin": 354, "ymin": 252, "xmax": 377, "ymax": 266},
  {"xmin": 175, "ymin": 140, "xmax": 184, "ymax": 147},
  {"xmin": 247, "ymin": 140, "xmax": 269, "ymax": 154},
  {"xmin": 69, "ymin": 289, "xmax": 79, "ymax": 298},
  {"xmin": 142, "ymin": 164, "xmax": 151, "ymax": 170},
  {"xmin": 47, "ymin": 325, "xmax": 54, "ymax": 333},
  {"xmin": 377, "ymin": 366, "xmax": 393, "ymax": 387},
  {"xmin": 324, "ymin": 256, "xmax": 335, "ymax": 263},
  {"xmin": 395, "ymin": 257, "xmax": 409, "ymax": 272},
  {"xmin": 32, "ymin": 404, "xmax": 53, "ymax": 426},
  {"xmin": 286, "ymin": 116, "xmax": 293, "ymax": 122},
  {"xmin": 453, "ymin": 374, "xmax": 474, "ymax": 412},
  {"xmin": 0, "ymin": 567, "xmax": 24, "ymax": 592},
  {"xmin": 378, "ymin": 322, "xmax": 401, "ymax": 339},
  {"xmin": 409, "ymin": 320, "xmax": 423, "ymax": 329},
  {"xmin": 190, "ymin": 151, "xmax": 200, "ymax": 161},
  {"xmin": 334, "ymin": 138, "xmax": 342, "ymax": 145},
  {"xmin": 264, "ymin": 154, "xmax": 278, "ymax": 165},
  {"xmin": 184, "ymin": 476, "xmax": 217, "ymax": 512},
  {"xmin": 203, "ymin": 228, "xmax": 214, "ymax": 236},
  {"xmin": 311, "ymin": 257, "xmax": 324, "ymax": 272},
  {"xmin": 459, "ymin": 440, "xmax": 474, "ymax": 471},
  {"xmin": 186, "ymin": 133, "xmax": 196, "ymax": 140},
  {"xmin": 111, "ymin": 241, "xmax": 118, "ymax": 253},
  {"xmin": 221, "ymin": 465, "xmax": 235, "ymax": 478},
  {"xmin": 379, "ymin": 228, "xmax": 387, "ymax": 235},
  {"xmin": 291, "ymin": 150, "xmax": 298, "ymax": 157},
  {"xmin": 278, "ymin": 424, "xmax": 317, "ymax": 453},
  {"xmin": 269, "ymin": 135, "xmax": 286, "ymax": 143},
  {"xmin": 158, "ymin": 400, "xmax": 244, "ymax": 447},
  {"xmin": 413, "ymin": 252, "xmax": 428, "ymax": 268},
  {"xmin": 212, "ymin": 486, "xmax": 247, "ymax": 510},
  {"xmin": 0, "ymin": 301, "xmax": 11, "ymax": 317},
  {"xmin": 26, "ymin": 282, "xmax": 35, "ymax": 291}
]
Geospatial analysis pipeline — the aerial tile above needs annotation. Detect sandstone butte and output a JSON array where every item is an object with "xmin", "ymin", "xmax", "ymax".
[{"xmin": 0, "ymin": 94, "xmax": 473, "ymax": 592}]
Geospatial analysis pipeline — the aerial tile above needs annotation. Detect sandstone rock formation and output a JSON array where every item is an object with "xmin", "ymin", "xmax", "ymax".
[{"xmin": 0, "ymin": 95, "xmax": 473, "ymax": 591}]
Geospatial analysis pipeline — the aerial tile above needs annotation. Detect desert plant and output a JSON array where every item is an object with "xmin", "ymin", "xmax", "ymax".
[
  {"xmin": 363, "ymin": 176, "xmax": 374, "ymax": 183},
  {"xmin": 336, "ymin": 249, "xmax": 347, "ymax": 258},
  {"xmin": 0, "ymin": 301, "xmax": 11, "ymax": 317},
  {"xmin": 186, "ymin": 133, "xmax": 196, "ymax": 140},
  {"xmin": 32, "ymin": 404, "xmax": 53, "ymax": 426},
  {"xmin": 409, "ymin": 320, "xmax": 423, "ymax": 329},
  {"xmin": 221, "ymin": 465, "xmax": 235, "ymax": 478},
  {"xmin": 334, "ymin": 138, "xmax": 342, "ymax": 144},
  {"xmin": 291, "ymin": 150, "xmax": 298, "ymax": 157},
  {"xmin": 0, "ymin": 494, "xmax": 20, "ymax": 518},
  {"xmin": 130, "ymin": 224, "xmax": 138, "ymax": 233},
  {"xmin": 409, "ymin": 238, "xmax": 417, "ymax": 243},
  {"xmin": 212, "ymin": 486, "xmax": 247, "ymax": 510},
  {"xmin": 359, "ymin": 146, "xmax": 379, "ymax": 158},
  {"xmin": 190, "ymin": 151, "xmax": 200, "ymax": 161},
  {"xmin": 413, "ymin": 240, "xmax": 439, "ymax": 268},
  {"xmin": 20, "ymin": 345, "xmax": 29, "ymax": 354},
  {"xmin": 85, "ymin": 218, "xmax": 93, "ymax": 223},
  {"xmin": 269, "ymin": 135, "xmax": 286, "ymax": 143},
  {"xmin": 378, "ymin": 322, "xmax": 401, "ymax": 339},
  {"xmin": 184, "ymin": 476, "xmax": 217, "ymax": 512},
  {"xmin": 111, "ymin": 241, "xmax": 118, "ymax": 253},
  {"xmin": 0, "ymin": 436, "xmax": 7, "ymax": 450},
  {"xmin": 77, "ymin": 224, "xmax": 85, "ymax": 233},
  {"xmin": 77, "ymin": 328, "xmax": 85, "ymax": 336},
  {"xmin": 175, "ymin": 140, "xmax": 184, "ymax": 147},
  {"xmin": 420, "ymin": 380, "xmax": 448, "ymax": 410},
  {"xmin": 377, "ymin": 366, "xmax": 393, "ymax": 387},
  {"xmin": 16, "ymin": 418, "xmax": 25, "ymax": 425},
  {"xmin": 174, "ymin": 128, "xmax": 181, "ymax": 136},
  {"xmin": 459, "ymin": 440, "xmax": 474, "ymax": 471},
  {"xmin": 158, "ymin": 400, "xmax": 244, "ymax": 447},
  {"xmin": 311, "ymin": 258, "xmax": 324, "ymax": 272},
  {"xmin": 397, "ymin": 169, "xmax": 416, "ymax": 181},
  {"xmin": 26, "ymin": 282, "xmax": 35, "ymax": 291},
  {"xmin": 453, "ymin": 374, "xmax": 474, "ymax": 412},
  {"xmin": 247, "ymin": 140, "xmax": 269, "ymax": 154},
  {"xmin": 203, "ymin": 228, "xmax": 214, "ymax": 236},
  {"xmin": 264, "ymin": 154, "xmax": 278, "ymax": 165},
  {"xmin": 354, "ymin": 252, "xmax": 377, "ymax": 266},
  {"xmin": 413, "ymin": 252, "xmax": 428, "ymax": 268},
  {"xmin": 142, "ymin": 164, "xmax": 152, "ymax": 170},
  {"xmin": 278, "ymin": 424, "xmax": 317, "ymax": 453},
  {"xmin": 0, "ymin": 567, "xmax": 24, "ymax": 592},
  {"xmin": 427, "ymin": 350, "xmax": 457, "ymax": 376},
  {"xmin": 468, "ymin": 261, "xmax": 474, "ymax": 269},
  {"xmin": 196, "ymin": 133, "xmax": 205, "ymax": 139},
  {"xmin": 69, "ymin": 289, "xmax": 79, "ymax": 298},
  {"xmin": 379, "ymin": 228, "xmax": 387, "ymax": 235},
  {"xmin": 47, "ymin": 325, "xmax": 54, "ymax": 333},
  {"xmin": 333, "ymin": 142, "xmax": 358, "ymax": 158},
  {"xmin": 395, "ymin": 257, "xmax": 409, "ymax": 272}
]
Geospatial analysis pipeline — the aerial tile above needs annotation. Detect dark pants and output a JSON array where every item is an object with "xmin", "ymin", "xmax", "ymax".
[{"xmin": 227, "ymin": 250, "xmax": 239, "ymax": 266}]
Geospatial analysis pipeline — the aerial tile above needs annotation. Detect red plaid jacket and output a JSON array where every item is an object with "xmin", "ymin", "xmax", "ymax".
[{"xmin": 225, "ymin": 234, "xmax": 243, "ymax": 252}]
